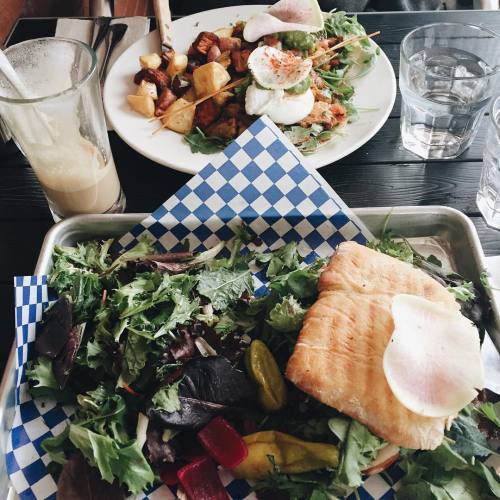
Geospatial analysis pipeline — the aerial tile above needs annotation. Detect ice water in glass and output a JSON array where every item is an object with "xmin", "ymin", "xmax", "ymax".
[
  {"xmin": 400, "ymin": 23, "xmax": 500, "ymax": 159},
  {"xmin": 477, "ymin": 95, "xmax": 500, "ymax": 229}
]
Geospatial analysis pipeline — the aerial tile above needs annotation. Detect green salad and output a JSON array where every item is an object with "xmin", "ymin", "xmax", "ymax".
[{"xmin": 26, "ymin": 225, "xmax": 500, "ymax": 499}]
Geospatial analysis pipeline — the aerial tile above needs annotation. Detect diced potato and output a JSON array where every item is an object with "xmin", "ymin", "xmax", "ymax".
[
  {"xmin": 161, "ymin": 98, "xmax": 195, "ymax": 133},
  {"xmin": 139, "ymin": 53, "xmax": 162, "ymax": 70},
  {"xmin": 166, "ymin": 53, "xmax": 188, "ymax": 78},
  {"xmin": 127, "ymin": 95, "xmax": 155, "ymax": 117},
  {"xmin": 213, "ymin": 91, "xmax": 233, "ymax": 107},
  {"xmin": 214, "ymin": 27, "xmax": 233, "ymax": 38},
  {"xmin": 183, "ymin": 87, "xmax": 197, "ymax": 102},
  {"xmin": 136, "ymin": 80, "xmax": 158, "ymax": 100},
  {"xmin": 193, "ymin": 62, "xmax": 231, "ymax": 98}
]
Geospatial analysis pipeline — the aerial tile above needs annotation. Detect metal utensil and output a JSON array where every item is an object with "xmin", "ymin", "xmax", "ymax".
[
  {"xmin": 99, "ymin": 23, "xmax": 128, "ymax": 84},
  {"xmin": 153, "ymin": 0, "xmax": 173, "ymax": 52},
  {"xmin": 92, "ymin": 16, "xmax": 111, "ymax": 52}
]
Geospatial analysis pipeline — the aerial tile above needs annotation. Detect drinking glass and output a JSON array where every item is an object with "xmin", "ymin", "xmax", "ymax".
[
  {"xmin": 477, "ymin": 94, "xmax": 500, "ymax": 229},
  {"xmin": 0, "ymin": 38, "xmax": 125, "ymax": 221},
  {"xmin": 400, "ymin": 23, "xmax": 500, "ymax": 159}
]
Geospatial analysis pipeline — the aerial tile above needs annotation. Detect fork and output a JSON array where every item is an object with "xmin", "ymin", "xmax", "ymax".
[
  {"xmin": 99, "ymin": 23, "xmax": 128, "ymax": 85},
  {"xmin": 92, "ymin": 17, "xmax": 111, "ymax": 52}
]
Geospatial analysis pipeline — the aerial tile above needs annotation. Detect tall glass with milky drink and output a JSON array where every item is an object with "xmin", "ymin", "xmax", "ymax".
[
  {"xmin": 399, "ymin": 23, "xmax": 500, "ymax": 160},
  {"xmin": 0, "ymin": 38, "xmax": 125, "ymax": 220}
]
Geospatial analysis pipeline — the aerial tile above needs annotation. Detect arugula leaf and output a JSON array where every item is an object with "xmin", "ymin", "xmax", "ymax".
[
  {"xmin": 69, "ymin": 424, "xmax": 118, "ymax": 483},
  {"xmin": 368, "ymin": 230, "xmax": 414, "ymax": 264},
  {"xmin": 284, "ymin": 124, "xmax": 334, "ymax": 155},
  {"xmin": 267, "ymin": 295, "xmax": 306, "ymax": 333},
  {"xmin": 329, "ymin": 419, "xmax": 384, "ymax": 494},
  {"xmin": 68, "ymin": 424, "xmax": 154, "ymax": 495},
  {"xmin": 111, "ymin": 441, "xmax": 155, "ymax": 494},
  {"xmin": 49, "ymin": 242, "xmax": 115, "ymax": 323},
  {"xmin": 26, "ymin": 356, "xmax": 58, "ymax": 389},
  {"xmin": 197, "ymin": 268, "xmax": 253, "ymax": 311},
  {"xmin": 447, "ymin": 282, "xmax": 476, "ymax": 302},
  {"xmin": 255, "ymin": 471, "xmax": 334, "ymax": 500},
  {"xmin": 214, "ymin": 310, "xmax": 258, "ymax": 337},
  {"xmin": 120, "ymin": 334, "xmax": 150, "ymax": 385},
  {"xmin": 269, "ymin": 259, "xmax": 327, "ymax": 300},
  {"xmin": 154, "ymin": 293, "xmax": 199, "ymax": 338},
  {"xmin": 447, "ymin": 413, "xmax": 495, "ymax": 459},
  {"xmin": 42, "ymin": 427, "xmax": 70, "ymax": 465},
  {"xmin": 75, "ymin": 385, "xmax": 129, "ymax": 444},
  {"xmin": 85, "ymin": 339, "xmax": 108, "ymax": 370},
  {"xmin": 256, "ymin": 241, "xmax": 302, "ymax": 278},
  {"xmin": 185, "ymin": 127, "xmax": 232, "ymax": 154},
  {"xmin": 151, "ymin": 379, "xmax": 182, "ymax": 413},
  {"xmin": 399, "ymin": 443, "xmax": 500, "ymax": 500},
  {"xmin": 476, "ymin": 401, "xmax": 500, "ymax": 428},
  {"xmin": 107, "ymin": 237, "xmax": 155, "ymax": 274}
]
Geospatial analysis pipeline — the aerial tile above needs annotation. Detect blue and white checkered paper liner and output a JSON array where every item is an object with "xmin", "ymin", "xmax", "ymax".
[{"xmin": 8, "ymin": 116, "xmax": 408, "ymax": 499}]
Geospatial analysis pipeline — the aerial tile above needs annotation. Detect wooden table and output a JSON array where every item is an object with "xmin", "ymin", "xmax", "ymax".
[{"xmin": 1, "ymin": 10, "xmax": 500, "ymax": 374}]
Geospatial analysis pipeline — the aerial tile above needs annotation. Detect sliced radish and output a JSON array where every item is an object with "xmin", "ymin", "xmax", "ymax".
[
  {"xmin": 243, "ymin": 0, "xmax": 324, "ymax": 42},
  {"xmin": 383, "ymin": 294, "xmax": 484, "ymax": 418}
]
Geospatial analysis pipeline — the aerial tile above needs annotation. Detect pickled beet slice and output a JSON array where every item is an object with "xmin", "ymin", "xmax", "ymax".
[
  {"xmin": 177, "ymin": 456, "xmax": 228, "ymax": 500},
  {"xmin": 159, "ymin": 462, "xmax": 183, "ymax": 486},
  {"xmin": 197, "ymin": 416, "xmax": 248, "ymax": 468}
]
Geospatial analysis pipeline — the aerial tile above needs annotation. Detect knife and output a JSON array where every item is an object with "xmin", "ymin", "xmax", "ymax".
[{"xmin": 153, "ymin": 0, "xmax": 174, "ymax": 52}]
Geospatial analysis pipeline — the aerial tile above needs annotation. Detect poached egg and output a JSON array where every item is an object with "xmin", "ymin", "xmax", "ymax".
[{"xmin": 245, "ymin": 82, "xmax": 314, "ymax": 125}]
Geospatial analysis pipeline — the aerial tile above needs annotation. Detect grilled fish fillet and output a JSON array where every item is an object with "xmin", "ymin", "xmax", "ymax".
[{"xmin": 286, "ymin": 241, "xmax": 459, "ymax": 450}]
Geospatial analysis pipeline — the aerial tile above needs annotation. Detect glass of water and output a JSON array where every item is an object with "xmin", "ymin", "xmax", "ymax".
[
  {"xmin": 477, "ymin": 95, "xmax": 500, "ymax": 229},
  {"xmin": 400, "ymin": 23, "xmax": 500, "ymax": 159}
]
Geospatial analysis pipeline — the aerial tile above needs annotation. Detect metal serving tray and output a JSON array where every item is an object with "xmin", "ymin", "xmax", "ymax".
[{"xmin": 2, "ymin": 206, "xmax": 499, "ymax": 499}]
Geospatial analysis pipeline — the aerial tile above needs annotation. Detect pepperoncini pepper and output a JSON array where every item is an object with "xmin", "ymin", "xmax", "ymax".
[
  {"xmin": 245, "ymin": 340, "xmax": 286, "ymax": 412},
  {"xmin": 231, "ymin": 431, "xmax": 339, "ymax": 479}
]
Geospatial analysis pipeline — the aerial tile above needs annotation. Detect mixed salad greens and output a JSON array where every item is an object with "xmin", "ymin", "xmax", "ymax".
[{"xmin": 27, "ymin": 225, "xmax": 499, "ymax": 499}]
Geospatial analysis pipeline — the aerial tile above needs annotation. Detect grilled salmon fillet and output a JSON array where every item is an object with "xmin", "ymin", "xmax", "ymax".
[{"xmin": 286, "ymin": 241, "xmax": 459, "ymax": 450}]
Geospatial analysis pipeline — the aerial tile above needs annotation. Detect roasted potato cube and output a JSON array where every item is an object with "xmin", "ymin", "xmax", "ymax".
[
  {"xmin": 139, "ymin": 53, "xmax": 162, "ymax": 70},
  {"xmin": 136, "ymin": 80, "xmax": 158, "ymax": 100},
  {"xmin": 161, "ymin": 98, "xmax": 195, "ymax": 134},
  {"xmin": 127, "ymin": 95, "xmax": 155, "ymax": 117},
  {"xmin": 213, "ymin": 91, "xmax": 233, "ymax": 107},
  {"xmin": 193, "ymin": 62, "xmax": 231, "ymax": 97},
  {"xmin": 166, "ymin": 53, "xmax": 188, "ymax": 77},
  {"xmin": 214, "ymin": 27, "xmax": 233, "ymax": 38}
]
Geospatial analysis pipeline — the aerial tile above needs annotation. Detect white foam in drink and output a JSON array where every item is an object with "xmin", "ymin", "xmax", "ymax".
[{"xmin": 32, "ymin": 137, "xmax": 121, "ymax": 217}]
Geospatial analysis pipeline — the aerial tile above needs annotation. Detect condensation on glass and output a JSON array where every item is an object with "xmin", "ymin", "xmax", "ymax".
[
  {"xmin": 477, "ymin": 95, "xmax": 500, "ymax": 229},
  {"xmin": 399, "ymin": 23, "xmax": 500, "ymax": 160}
]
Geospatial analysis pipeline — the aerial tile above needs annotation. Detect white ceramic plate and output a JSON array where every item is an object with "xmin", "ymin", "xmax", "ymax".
[{"xmin": 104, "ymin": 5, "xmax": 397, "ymax": 174}]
